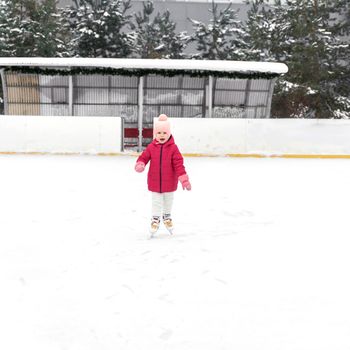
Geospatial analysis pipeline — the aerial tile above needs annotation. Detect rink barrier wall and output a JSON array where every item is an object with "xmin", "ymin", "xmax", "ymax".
[
  {"xmin": 171, "ymin": 118, "xmax": 350, "ymax": 157},
  {"xmin": 0, "ymin": 115, "xmax": 123, "ymax": 154},
  {"xmin": 1, "ymin": 116, "xmax": 350, "ymax": 158}
]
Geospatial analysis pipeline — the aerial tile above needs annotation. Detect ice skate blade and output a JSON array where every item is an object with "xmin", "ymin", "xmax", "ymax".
[
  {"xmin": 165, "ymin": 227, "xmax": 174, "ymax": 235},
  {"xmin": 149, "ymin": 228, "xmax": 158, "ymax": 238},
  {"xmin": 163, "ymin": 222, "xmax": 173, "ymax": 232}
]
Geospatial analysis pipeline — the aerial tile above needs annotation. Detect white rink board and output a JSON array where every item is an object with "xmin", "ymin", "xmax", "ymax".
[
  {"xmin": 1, "ymin": 116, "xmax": 350, "ymax": 156},
  {"xmin": 0, "ymin": 116, "xmax": 122, "ymax": 154},
  {"xmin": 172, "ymin": 118, "xmax": 350, "ymax": 156}
]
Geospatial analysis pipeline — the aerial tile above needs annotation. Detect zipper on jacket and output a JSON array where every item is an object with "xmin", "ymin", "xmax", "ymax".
[{"xmin": 159, "ymin": 144, "xmax": 163, "ymax": 193}]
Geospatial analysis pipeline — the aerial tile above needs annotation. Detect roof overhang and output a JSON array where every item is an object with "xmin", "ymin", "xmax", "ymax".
[{"xmin": 0, "ymin": 57, "xmax": 288, "ymax": 75}]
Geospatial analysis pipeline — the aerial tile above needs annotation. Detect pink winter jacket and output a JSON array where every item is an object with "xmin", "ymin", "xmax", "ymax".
[{"xmin": 136, "ymin": 136, "xmax": 187, "ymax": 193}]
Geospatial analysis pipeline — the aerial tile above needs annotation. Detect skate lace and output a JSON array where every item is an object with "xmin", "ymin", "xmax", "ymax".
[{"xmin": 151, "ymin": 219, "xmax": 160, "ymax": 227}]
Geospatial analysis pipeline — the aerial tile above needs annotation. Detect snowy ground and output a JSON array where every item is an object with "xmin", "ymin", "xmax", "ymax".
[{"xmin": 1, "ymin": 154, "xmax": 350, "ymax": 350}]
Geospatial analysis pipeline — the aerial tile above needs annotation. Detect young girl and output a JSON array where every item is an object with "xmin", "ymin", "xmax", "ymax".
[{"xmin": 134, "ymin": 114, "xmax": 191, "ymax": 234}]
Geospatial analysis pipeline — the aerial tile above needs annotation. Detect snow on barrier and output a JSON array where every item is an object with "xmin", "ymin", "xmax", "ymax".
[
  {"xmin": 1, "ymin": 116, "xmax": 350, "ymax": 157},
  {"xmin": 172, "ymin": 118, "xmax": 350, "ymax": 157},
  {"xmin": 0, "ymin": 115, "xmax": 123, "ymax": 154}
]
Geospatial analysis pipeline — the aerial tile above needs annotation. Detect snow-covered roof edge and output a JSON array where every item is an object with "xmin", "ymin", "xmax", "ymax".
[{"xmin": 0, "ymin": 57, "xmax": 288, "ymax": 74}]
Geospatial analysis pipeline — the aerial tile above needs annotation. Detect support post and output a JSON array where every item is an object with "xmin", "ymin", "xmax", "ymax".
[
  {"xmin": 208, "ymin": 75, "xmax": 213, "ymax": 118},
  {"xmin": 138, "ymin": 76, "xmax": 144, "ymax": 152},
  {"xmin": 0, "ymin": 69, "xmax": 9, "ymax": 115},
  {"xmin": 68, "ymin": 75, "xmax": 73, "ymax": 116},
  {"xmin": 121, "ymin": 117, "xmax": 125, "ymax": 152},
  {"xmin": 266, "ymin": 78, "xmax": 277, "ymax": 118},
  {"xmin": 244, "ymin": 79, "xmax": 252, "ymax": 118}
]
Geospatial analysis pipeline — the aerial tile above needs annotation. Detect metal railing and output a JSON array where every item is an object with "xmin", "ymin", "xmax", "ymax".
[{"xmin": 1, "ymin": 71, "xmax": 276, "ymax": 150}]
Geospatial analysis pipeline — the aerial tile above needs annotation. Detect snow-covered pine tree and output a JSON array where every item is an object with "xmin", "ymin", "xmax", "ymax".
[
  {"xmin": 345, "ymin": 1, "xmax": 350, "ymax": 35},
  {"xmin": 0, "ymin": 0, "xmax": 29, "ymax": 56},
  {"xmin": 331, "ymin": 0, "xmax": 350, "ymax": 36},
  {"xmin": 64, "ymin": 0, "xmax": 133, "ymax": 58},
  {"xmin": 0, "ymin": 0, "xmax": 11, "ymax": 56},
  {"xmin": 237, "ymin": 0, "xmax": 265, "ymax": 61},
  {"xmin": 31, "ymin": 0, "xmax": 70, "ymax": 57},
  {"xmin": 276, "ymin": 0, "xmax": 350, "ymax": 118},
  {"xmin": 130, "ymin": 1, "xmax": 188, "ymax": 59},
  {"xmin": 0, "ymin": 0, "xmax": 69, "ymax": 57},
  {"xmin": 326, "ymin": 0, "xmax": 350, "ymax": 118},
  {"xmin": 247, "ymin": 0, "xmax": 350, "ymax": 118},
  {"xmin": 243, "ymin": 0, "xmax": 287, "ymax": 61},
  {"xmin": 189, "ymin": 1, "xmax": 243, "ymax": 60},
  {"xmin": 130, "ymin": 1, "xmax": 156, "ymax": 58},
  {"xmin": 152, "ymin": 10, "xmax": 189, "ymax": 59}
]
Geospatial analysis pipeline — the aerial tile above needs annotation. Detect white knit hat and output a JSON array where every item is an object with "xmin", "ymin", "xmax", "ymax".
[{"xmin": 153, "ymin": 114, "xmax": 171, "ymax": 138}]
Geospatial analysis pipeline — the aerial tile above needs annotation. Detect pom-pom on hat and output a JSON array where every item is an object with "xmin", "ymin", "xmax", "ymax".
[{"xmin": 153, "ymin": 114, "xmax": 171, "ymax": 139}]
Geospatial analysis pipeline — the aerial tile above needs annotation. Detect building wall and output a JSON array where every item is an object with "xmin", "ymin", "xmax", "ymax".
[
  {"xmin": 55, "ymin": 1, "xmax": 349, "ymax": 54},
  {"xmin": 57, "ymin": 0, "xmax": 250, "ymax": 34}
]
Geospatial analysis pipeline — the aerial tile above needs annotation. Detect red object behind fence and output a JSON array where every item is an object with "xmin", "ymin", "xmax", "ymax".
[{"xmin": 124, "ymin": 128, "xmax": 153, "ymax": 138}]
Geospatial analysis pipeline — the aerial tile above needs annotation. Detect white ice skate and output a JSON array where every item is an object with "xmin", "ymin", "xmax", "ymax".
[
  {"xmin": 149, "ymin": 218, "xmax": 160, "ymax": 238},
  {"xmin": 163, "ymin": 218, "xmax": 174, "ymax": 235}
]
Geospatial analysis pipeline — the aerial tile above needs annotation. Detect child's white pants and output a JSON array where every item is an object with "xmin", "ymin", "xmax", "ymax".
[{"xmin": 151, "ymin": 192, "xmax": 174, "ymax": 218}]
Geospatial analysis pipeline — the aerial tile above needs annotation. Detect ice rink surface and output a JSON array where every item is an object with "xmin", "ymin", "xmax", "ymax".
[{"xmin": 1, "ymin": 154, "xmax": 350, "ymax": 350}]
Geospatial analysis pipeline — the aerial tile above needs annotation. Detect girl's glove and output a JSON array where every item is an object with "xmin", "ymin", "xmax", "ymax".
[
  {"xmin": 179, "ymin": 174, "xmax": 191, "ymax": 191},
  {"xmin": 135, "ymin": 162, "xmax": 145, "ymax": 173}
]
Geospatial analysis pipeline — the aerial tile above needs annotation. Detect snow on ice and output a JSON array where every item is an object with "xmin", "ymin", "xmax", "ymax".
[{"xmin": 0, "ymin": 154, "xmax": 350, "ymax": 350}]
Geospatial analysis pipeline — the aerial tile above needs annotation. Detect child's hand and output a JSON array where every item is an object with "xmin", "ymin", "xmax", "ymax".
[
  {"xmin": 179, "ymin": 174, "xmax": 191, "ymax": 191},
  {"xmin": 135, "ymin": 162, "xmax": 145, "ymax": 173}
]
